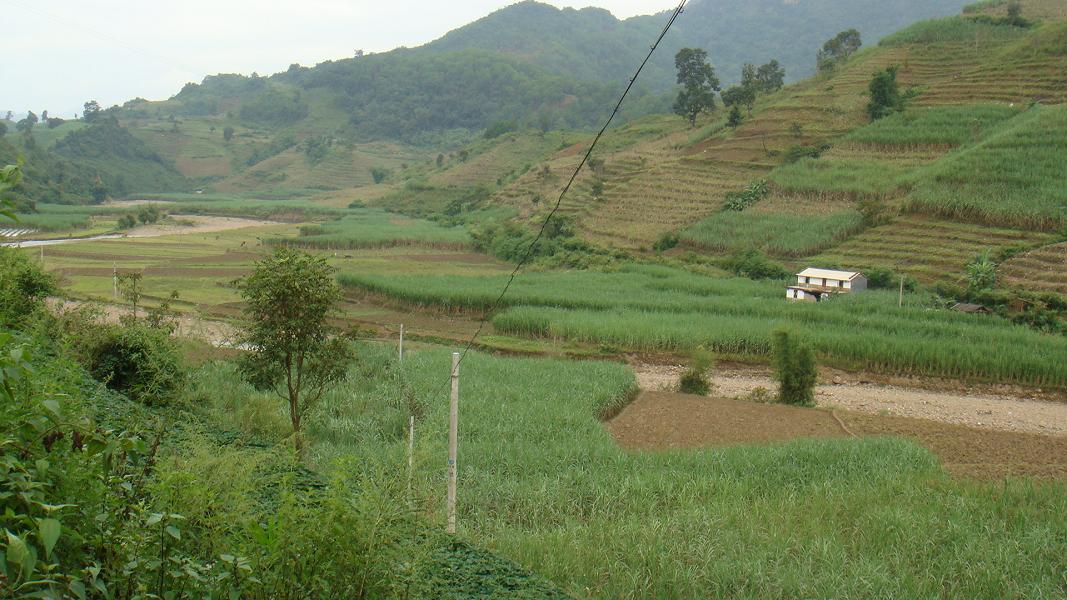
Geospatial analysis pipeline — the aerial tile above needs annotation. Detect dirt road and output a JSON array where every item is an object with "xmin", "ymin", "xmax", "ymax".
[{"xmin": 633, "ymin": 363, "xmax": 1067, "ymax": 437}]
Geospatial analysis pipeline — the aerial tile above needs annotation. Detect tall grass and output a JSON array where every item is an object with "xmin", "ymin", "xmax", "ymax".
[
  {"xmin": 844, "ymin": 105, "xmax": 1022, "ymax": 147},
  {"xmin": 270, "ymin": 209, "xmax": 471, "ymax": 250},
  {"xmin": 340, "ymin": 265, "xmax": 1067, "ymax": 387},
  {"xmin": 771, "ymin": 158, "xmax": 908, "ymax": 198},
  {"xmin": 904, "ymin": 105, "xmax": 1067, "ymax": 230},
  {"xmin": 879, "ymin": 15, "xmax": 1029, "ymax": 46},
  {"xmin": 312, "ymin": 347, "xmax": 1067, "ymax": 599},
  {"xmin": 678, "ymin": 210, "xmax": 866, "ymax": 256}
]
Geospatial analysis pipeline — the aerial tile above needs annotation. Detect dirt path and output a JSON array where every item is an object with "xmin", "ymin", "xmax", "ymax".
[{"xmin": 633, "ymin": 363, "xmax": 1067, "ymax": 437}]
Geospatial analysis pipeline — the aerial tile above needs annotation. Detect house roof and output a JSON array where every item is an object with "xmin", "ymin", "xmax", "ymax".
[
  {"xmin": 952, "ymin": 302, "xmax": 992, "ymax": 314},
  {"xmin": 797, "ymin": 268, "xmax": 863, "ymax": 281}
]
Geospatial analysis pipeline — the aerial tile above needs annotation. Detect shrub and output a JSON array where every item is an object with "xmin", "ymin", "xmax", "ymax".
[
  {"xmin": 370, "ymin": 167, "xmax": 391, "ymax": 184},
  {"xmin": 724, "ymin": 249, "xmax": 789, "ymax": 280},
  {"xmin": 87, "ymin": 324, "xmax": 185, "ymax": 405},
  {"xmin": 0, "ymin": 247, "xmax": 56, "ymax": 327},
  {"xmin": 117, "ymin": 213, "xmax": 137, "ymax": 229},
  {"xmin": 772, "ymin": 329, "xmax": 818, "ymax": 406},
  {"xmin": 722, "ymin": 179, "xmax": 770, "ymax": 211},
  {"xmin": 653, "ymin": 232, "xmax": 679, "ymax": 252},
  {"xmin": 679, "ymin": 348, "xmax": 714, "ymax": 395},
  {"xmin": 783, "ymin": 144, "xmax": 831, "ymax": 163}
]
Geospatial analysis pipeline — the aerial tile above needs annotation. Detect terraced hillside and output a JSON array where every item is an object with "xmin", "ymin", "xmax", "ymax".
[
  {"xmin": 1001, "ymin": 242, "xmax": 1067, "ymax": 296},
  {"xmin": 451, "ymin": 4, "xmax": 1067, "ymax": 298}
]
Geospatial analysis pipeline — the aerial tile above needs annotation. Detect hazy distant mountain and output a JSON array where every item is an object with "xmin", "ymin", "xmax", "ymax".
[{"xmin": 427, "ymin": 0, "xmax": 975, "ymax": 87}]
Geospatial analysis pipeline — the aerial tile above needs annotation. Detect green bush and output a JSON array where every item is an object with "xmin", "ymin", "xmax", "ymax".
[
  {"xmin": 87, "ymin": 324, "xmax": 185, "ymax": 406},
  {"xmin": 0, "ymin": 247, "xmax": 55, "ymax": 327},
  {"xmin": 724, "ymin": 249, "xmax": 789, "ymax": 280},
  {"xmin": 679, "ymin": 347, "xmax": 714, "ymax": 395},
  {"xmin": 772, "ymin": 329, "xmax": 818, "ymax": 406}
]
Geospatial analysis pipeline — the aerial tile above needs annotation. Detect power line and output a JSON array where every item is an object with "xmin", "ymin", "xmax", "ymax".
[{"xmin": 447, "ymin": 0, "xmax": 688, "ymax": 378}]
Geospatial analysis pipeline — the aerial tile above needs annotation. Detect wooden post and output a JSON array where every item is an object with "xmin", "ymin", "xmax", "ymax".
[
  {"xmin": 113, "ymin": 263, "xmax": 118, "ymax": 300},
  {"xmin": 399, "ymin": 324, "xmax": 405, "ymax": 362},
  {"xmin": 407, "ymin": 415, "xmax": 415, "ymax": 505},
  {"xmin": 446, "ymin": 352, "xmax": 459, "ymax": 534},
  {"xmin": 899, "ymin": 274, "xmax": 905, "ymax": 308}
]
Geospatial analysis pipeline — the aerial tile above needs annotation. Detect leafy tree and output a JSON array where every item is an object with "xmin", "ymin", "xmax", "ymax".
[
  {"xmin": 436, "ymin": 153, "xmax": 445, "ymax": 168},
  {"xmin": 370, "ymin": 167, "xmax": 391, "ymax": 184},
  {"xmin": 83, "ymin": 100, "xmax": 102, "ymax": 122},
  {"xmin": 117, "ymin": 213, "xmax": 137, "ymax": 229},
  {"xmin": 15, "ymin": 112, "xmax": 37, "ymax": 133},
  {"xmin": 41, "ymin": 110, "xmax": 48, "ymax": 121},
  {"xmin": 867, "ymin": 65, "xmax": 903, "ymax": 121},
  {"xmin": 672, "ymin": 48, "xmax": 721, "ymax": 127},
  {"xmin": 237, "ymin": 248, "xmax": 354, "ymax": 452},
  {"xmin": 1006, "ymin": 0, "xmax": 1024, "ymax": 25},
  {"xmin": 3, "ymin": 110, "xmax": 11, "ymax": 121},
  {"xmin": 727, "ymin": 105, "xmax": 743, "ymax": 128},
  {"xmin": 91, "ymin": 181, "xmax": 110, "ymax": 204},
  {"xmin": 117, "ymin": 272, "xmax": 144, "ymax": 317},
  {"xmin": 223, "ymin": 126, "xmax": 234, "ymax": 142},
  {"xmin": 137, "ymin": 203, "xmax": 162, "ymax": 225},
  {"xmin": 817, "ymin": 29, "xmax": 862, "ymax": 71},
  {"xmin": 756, "ymin": 60, "xmax": 785, "ymax": 93},
  {"xmin": 721, "ymin": 85, "xmax": 756, "ymax": 112},
  {"xmin": 590, "ymin": 177, "xmax": 605, "ymax": 199},
  {"xmin": 0, "ymin": 244, "xmax": 55, "ymax": 327},
  {"xmin": 966, "ymin": 251, "xmax": 997, "ymax": 292},
  {"xmin": 772, "ymin": 329, "xmax": 818, "ymax": 406},
  {"xmin": 1, "ymin": 163, "xmax": 20, "ymax": 222}
]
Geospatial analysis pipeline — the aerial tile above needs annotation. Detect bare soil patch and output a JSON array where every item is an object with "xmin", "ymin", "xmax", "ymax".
[
  {"xmin": 607, "ymin": 392, "xmax": 846, "ymax": 451},
  {"xmin": 607, "ymin": 391, "xmax": 1067, "ymax": 480},
  {"xmin": 125, "ymin": 216, "xmax": 274, "ymax": 237}
]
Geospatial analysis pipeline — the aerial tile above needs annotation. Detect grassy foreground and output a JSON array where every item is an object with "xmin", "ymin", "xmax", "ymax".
[{"xmin": 279, "ymin": 345, "xmax": 1067, "ymax": 599}]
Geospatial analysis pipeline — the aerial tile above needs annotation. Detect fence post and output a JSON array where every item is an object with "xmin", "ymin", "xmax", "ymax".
[
  {"xmin": 407, "ymin": 415, "xmax": 415, "ymax": 506},
  {"xmin": 113, "ymin": 263, "xmax": 118, "ymax": 301},
  {"xmin": 399, "ymin": 324, "xmax": 405, "ymax": 361},
  {"xmin": 446, "ymin": 352, "xmax": 460, "ymax": 534},
  {"xmin": 899, "ymin": 275, "xmax": 905, "ymax": 308}
]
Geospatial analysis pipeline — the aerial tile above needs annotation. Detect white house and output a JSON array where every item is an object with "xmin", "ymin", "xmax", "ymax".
[{"xmin": 787, "ymin": 268, "xmax": 867, "ymax": 302}]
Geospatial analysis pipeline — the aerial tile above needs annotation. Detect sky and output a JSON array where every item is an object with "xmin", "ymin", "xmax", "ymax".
[{"xmin": 1, "ymin": 0, "xmax": 672, "ymax": 118}]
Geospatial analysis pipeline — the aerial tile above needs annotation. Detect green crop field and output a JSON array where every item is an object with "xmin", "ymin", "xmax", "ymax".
[
  {"xmin": 341, "ymin": 264, "xmax": 1067, "ymax": 387},
  {"xmin": 679, "ymin": 210, "xmax": 866, "ymax": 256},
  {"xmin": 287, "ymin": 346, "xmax": 1067, "ymax": 598},
  {"xmin": 904, "ymin": 104, "xmax": 1067, "ymax": 230},
  {"xmin": 269, "ymin": 208, "xmax": 472, "ymax": 250}
]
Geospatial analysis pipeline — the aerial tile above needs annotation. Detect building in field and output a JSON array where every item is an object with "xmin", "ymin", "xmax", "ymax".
[{"xmin": 787, "ymin": 268, "xmax": 867, "ymax": 302}]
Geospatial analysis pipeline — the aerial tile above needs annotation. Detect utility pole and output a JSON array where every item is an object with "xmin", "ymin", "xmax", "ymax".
[
  {"xmin": 446, "ymin": 352, "xmax": 460, "ymax": 534},
  {"xmin": 899, "ymin": 274, "xmax": 905, "ymax": 308}
]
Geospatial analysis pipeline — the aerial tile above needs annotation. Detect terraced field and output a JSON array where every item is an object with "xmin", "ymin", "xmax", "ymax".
[
  {"xmin": 814, "ymin": 216, "xmax": 1055, "ymax": 283},
  {"xmin": 1001, "ymin": 241, "xmax": 1067, "ymax": 296}
]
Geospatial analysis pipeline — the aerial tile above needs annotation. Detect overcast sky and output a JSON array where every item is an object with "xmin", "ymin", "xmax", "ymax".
[{"xmin": 2, "ymin": 0, "xmax": 671, "ymax": 117}]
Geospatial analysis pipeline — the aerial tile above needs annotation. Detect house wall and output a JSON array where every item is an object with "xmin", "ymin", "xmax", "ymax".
[{"xmin": 851, "ymin": 276, "xmax": 868, "ymax": 292}]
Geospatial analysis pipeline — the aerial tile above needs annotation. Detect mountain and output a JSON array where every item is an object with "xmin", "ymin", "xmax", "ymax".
[{"xmin": 426, "ymin": 0, "xmax": 975, "ymax": 88}]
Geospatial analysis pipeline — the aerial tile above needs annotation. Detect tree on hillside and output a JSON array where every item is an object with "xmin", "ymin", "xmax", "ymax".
[
  {"xmin": 727, "ymin": 105, "xmax": 743, "ymax": 128},
  {"xmin": 1, "ymin": 164, "xmax": 21, "ymax": 222},
  {"xmin": 1007, "ymin": 1, "xmax": 1024, "ymax": 25},
  {"xmin": 15, "ymin": 112, "xmax": 37, "ymax": 133},
  {"xmin": 238, "ymin": 248, "xmax": 354, "ymax": 453},
  {"xmin": 83, "ymin": 100, "xmax": 102, "ymax": 122},
  {"xmin": 867, "ymin": 65, "xmax": 904, "ymax": 120},
  {"xmin": 3, "ymin": 111, "xmax": 11, "ymax": 121},
  {"xmin": 756, "ymin": 60, "xmax": 786, "ymax": 93},
  {"xmin": 0, "ymin": 122, "xmax": 6, "ymax": 137},
  {"xmin": 721, "ymin": 84, "xmax": 756, "ymax": 114},
  {"xmin": 817, "ymin": 29, "xmax": 862, "ymax": 72},
  {"xmin": 223, "ymin": 126, "xmax": 234, "ymax": 142},
  {"xmin": 673, "ymin": 48, "xmax": 721, "ymax": 127},
  {"xmin": 41, "ymin": 110, "xmax": 48, "ymax": 121}
]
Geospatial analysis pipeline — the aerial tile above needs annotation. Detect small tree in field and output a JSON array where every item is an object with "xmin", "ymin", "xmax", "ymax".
[
  {"xmin": 238, "ymin": 248, "xmax": 354, "ymax": 452},
  {"xmin": 772, "ymin": 329, "xmax": 817, "ymax": 406}
]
